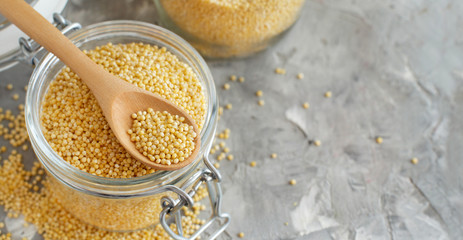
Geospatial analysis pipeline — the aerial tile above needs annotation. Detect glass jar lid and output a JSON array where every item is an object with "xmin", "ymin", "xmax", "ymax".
[{"xmin": 0, "ymin": 0, "xmax": 67, "ymax": 71}]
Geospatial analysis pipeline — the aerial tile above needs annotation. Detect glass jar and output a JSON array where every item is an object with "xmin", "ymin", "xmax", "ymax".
[
  {"xmin": 153, "ymin": 0, "xmax": 306, "ymax": 58},
  {"xmin": 25, "ymin": 20, "xmax": 229, "ymax": 238}
]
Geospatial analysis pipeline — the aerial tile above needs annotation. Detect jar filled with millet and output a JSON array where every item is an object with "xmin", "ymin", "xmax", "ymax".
[
  {"xmin": 25, "ymin": 20, "xmax": 229, "ymax": 239},
  {"xmin": 154, "ymin": 0, "xmax": 306, "ymax": 58}
]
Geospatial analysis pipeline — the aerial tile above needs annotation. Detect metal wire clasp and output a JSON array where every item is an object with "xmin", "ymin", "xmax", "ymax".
[
  {"xmin": 160, "ymin": 155, "xmax": 231, "ymax": 240},
  {"xmin": 18, "ymin": 13, "xmax": 81, "ymax": 66}
]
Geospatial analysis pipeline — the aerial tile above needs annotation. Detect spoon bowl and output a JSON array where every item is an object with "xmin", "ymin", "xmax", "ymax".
[
  {"xmin": 0, "ymin": 0, "xmax": 201, "ymax": 171},
  {"xmin": 111, "ymin": 89, "xmax": 201, "ymax": 170}
]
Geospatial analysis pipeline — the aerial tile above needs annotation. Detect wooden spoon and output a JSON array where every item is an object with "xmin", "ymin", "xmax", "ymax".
[{"xmin": 0, "ymin": 0, "xmax": 201, "ymax": 171}]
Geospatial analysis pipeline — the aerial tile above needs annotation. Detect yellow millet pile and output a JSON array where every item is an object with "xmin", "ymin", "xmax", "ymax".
[
  {"xmin": 129, "ymin": 109, "xmax": 196, "ymax": 165},
  {"xmin": 41, "ymin": 42, "xmax": 206, "ymax": 178},
  {"xmin": 0, "ymin": 150, "xmax": 207, "ymax": 239},
  {"xmin": 160, "ymin": 0, "xmax": 305, "ymax": 57},
  {"xmin": 0, "ymin": 103, "xmax": 210, "ymax": 239}
]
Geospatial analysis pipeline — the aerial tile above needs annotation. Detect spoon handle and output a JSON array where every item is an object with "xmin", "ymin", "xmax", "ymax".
[{"xmin": 0, "ymin": 0, "xmax": 124, "ymax": 109}]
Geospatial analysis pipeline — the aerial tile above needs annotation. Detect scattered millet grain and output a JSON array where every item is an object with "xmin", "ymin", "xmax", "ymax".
[
  {"xmin": 214, "ymin": 162, "xmax": 220, "ymax": 169},
  {"xmin": 223, "ymin": 147, "xmax": 230, "ymax": 153},
  {"xmin": 218, "ymin": 106, "xmax": 224, "ymax": 116},
  {"xmin": 411, "ymin": 157, "xmax": 419, "ymax": 165},
  {"xmin": 219, "ymin": 142, "xmax": 226, "ymax": 148},
  {"xmin": 223, "ymin": 83, "xmax": 231, "ymax": 90},
  {"xmin": 238, "ymin": 232, "xmax": 245, "ymax": 238},
  {"xmin": 6, "ymin": 84, "xmax": 12, "ymax": 90},
  {"xmin": 375, "ymin": 137, "xmax": 383, "ymax": 144},
  {"xmin": 12, "ymin": 94, "xmax": 19, "ymax": 101},
  {"xmin": 284, "ymin": 222, "xmax": 289, "ymax": 226},
  {"xmin": 289, "ymin": 179, "xmax": 297, "ymax": 185},
  {"xmin": 313, "ymin": 140, "xmax": 321, "ymax": 147},
  {"xmin": 275, "ymin": 67, "xmax": 286, "ymax": 75},
  {"xmin": 160, "ymin": 0, "xmax": 305, "ymax": 57},
  {"xmin": 297, "ymin": 73, "xmax": 304, "ymax": 79},
  {"xmin": 217, "ymin": 153, "xmax": 225, "ymax": 161},
  {"xmin": 227, "ymin": 154, "xmax": 234, "ymax": 161},
  {"xmin": 324, "ymin": 91, "xmax": 332, "ymax": 98},
  {"xmin": 256, "ymin": 90, "xmax": 263, "ymax": 97},
  {"xmin": 217, "ymin": 129, "xmax": 230, "ymax": 139},
  {"xmin": 238, "ymin": 77, "xmax": 245, "ymax": 83},
  {"xmin": 129, "ymin": 109, "xmax": 197, "ymax": 165},
  {"xmin": 0, "ymin": 233, "xmax": 10, "ymax": 240},
  {"xmin": 225, "ymin": 103, "xmax": 232, "ymax": 110},
  {"xmin": 41, "ymin": 42, "xmax": 206, "ymax": 178},
  {"xmin": 250, "ymin": 161, "xmax": 257, "ymax": 167},
  {"xmin": 271, "ymin": 153, "xmax": 278, "ymax": 159},
  {"xmin": 258, "ymin": 100, "xmax": 265, "ymax": 106},
  {"xmin": 230, "ymin": 75, "xmax": 237, "ymax": 81},
  {"xmin": 303, "ymin": 102, "xmax": 309, "ymax": 109}
]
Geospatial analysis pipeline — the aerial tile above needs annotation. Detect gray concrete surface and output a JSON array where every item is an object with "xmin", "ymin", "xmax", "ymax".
[{"xmin": 1, "ymin": 0, "xmax": 462, "ymax": 239}]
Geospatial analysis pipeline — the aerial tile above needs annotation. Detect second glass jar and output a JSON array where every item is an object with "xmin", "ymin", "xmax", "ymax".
[{"xmin": 154, "ymin": 0, "xmax": 306, "ymax": 58}]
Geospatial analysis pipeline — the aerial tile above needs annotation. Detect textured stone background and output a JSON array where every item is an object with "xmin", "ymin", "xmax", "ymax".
[{"xmin": 1, "ymin": 0, "xmax": 462, "ymax": 239}]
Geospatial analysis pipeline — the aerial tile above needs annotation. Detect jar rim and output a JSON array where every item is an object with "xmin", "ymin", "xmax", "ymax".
[{"xmin": 25, "ymin": 20, "xmax": 218, "ymax": 196}]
